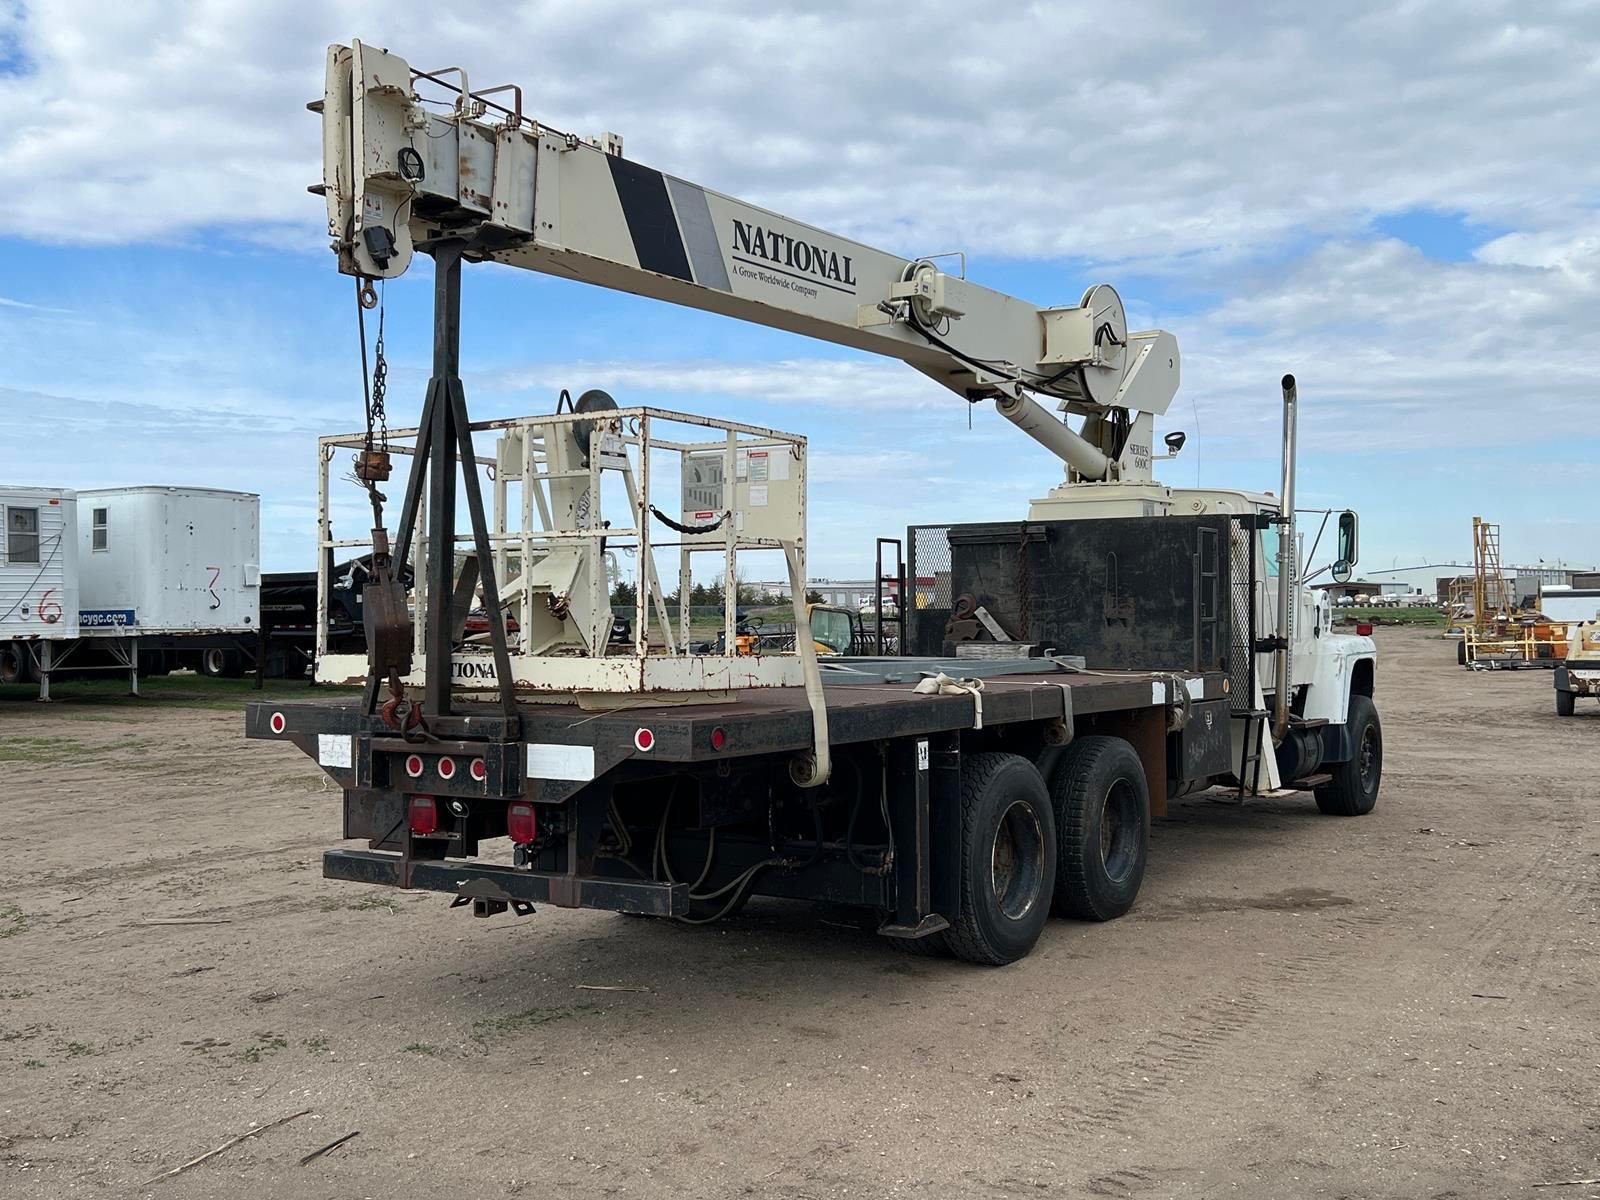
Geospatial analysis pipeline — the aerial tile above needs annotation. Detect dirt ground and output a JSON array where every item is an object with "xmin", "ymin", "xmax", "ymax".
[{"xmin": 2, "ymin": 626, "xmax": 1597, "ymax": 1198}]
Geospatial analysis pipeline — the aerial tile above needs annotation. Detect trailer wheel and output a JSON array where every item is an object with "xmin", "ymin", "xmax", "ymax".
[
  {"xmin": 1049, "ymin": 736, "xmax": 1150, "ymax": 922},
  {"xmin": 943, "ymin": 752, "xmax": 1056, "ymax": 966},
  {"xmin": 0, "ymin": 642, "xmax": 34, "ymax": 686},
  {"xmin": 1457, "ymin": 639, "xmax": 1467, "ymax": 667},
  {"xmin": 1315, "ymin": 694, "xmax": 1382, "ymax": 816},
  {"xmin": 200, "ymin": 647, "xmax": 243, "ymax": 678},
  {"xmin": 1556, "ymin": 688, "xmax": 1576, "ymax": 717}
]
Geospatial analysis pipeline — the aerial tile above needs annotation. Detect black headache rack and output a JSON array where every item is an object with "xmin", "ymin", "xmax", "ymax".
[{"xmin": 245, "ymin": 663, "xmax": 1233, "ymax": 926}]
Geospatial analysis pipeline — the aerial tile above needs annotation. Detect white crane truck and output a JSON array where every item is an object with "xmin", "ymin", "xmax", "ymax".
[{"xmin": 245, "ymin": 41, "xmax": 1381, "ymax": 965}]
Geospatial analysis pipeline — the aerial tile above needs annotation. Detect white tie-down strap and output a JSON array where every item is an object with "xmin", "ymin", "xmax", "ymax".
[{"xmin": 913, "ymin": 672, "xmax": 986, "ymax": 729}]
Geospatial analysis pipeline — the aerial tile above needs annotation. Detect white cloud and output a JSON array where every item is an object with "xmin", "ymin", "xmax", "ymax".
[
  {"xmin": 1167, "ymin": 230, "xmax": 1600, "ymax": 462},
  {"xmin": 0, "ymin": 294, "xmax": 66, "ymax": 312},
  {"xmin": 3, "ymin": 1, "xmax": 1599, "ymax": 571},
  {"xmin": 1, "ymin": 2, "xmax": 1597, "ymax": 265},
  {"xmin": 475, "ymin": 357, "xmax": 945, "ymax": 412}
]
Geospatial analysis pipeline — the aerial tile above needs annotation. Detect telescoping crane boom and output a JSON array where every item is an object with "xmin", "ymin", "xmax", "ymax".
[{"xmin": 316, "ymin": 41, "xmax": 1180, "ymax": 487}]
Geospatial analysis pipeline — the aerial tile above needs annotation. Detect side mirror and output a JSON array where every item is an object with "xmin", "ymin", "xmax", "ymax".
[
  {"xmin": 1337, "ymin": 510, "xmax": 1359, "ymax": 568},
  {"xmin": 1163, "ymin": 431, "xmax": 1186, "ymax": 455},
  {"xmin": 1331, "ymin": 560, "xmax": 1353, "ymax": 584}
]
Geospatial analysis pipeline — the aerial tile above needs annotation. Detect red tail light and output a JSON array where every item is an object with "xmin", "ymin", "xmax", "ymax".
[
  {"xmin": 1356, "ymin": 622, "xmax": 1374, "ymax": 636},
  {"xmin": 437, "ymin": 756, "xmax": 457, "ymax": 780},
  {"xmin": 507, "ymin": 802, "xmax": 537, "ymax": 845},
  {"xmin": 469, "ymin": 757, "xmax": 487, "ymax": 782},
  {"xmin": 404, "ymin": 753, "xmax": 424, "ymax": 779},
  {"xmin": 709, "ymin": 726, "xmax": 727, "ymax": 751},
  {"xmin": 634, "ymin": 727, "xmax": 655, "ymax": 752},
  {"xmin": 409, "ymin": 795, "xmax": 439, "ymax": 836}
]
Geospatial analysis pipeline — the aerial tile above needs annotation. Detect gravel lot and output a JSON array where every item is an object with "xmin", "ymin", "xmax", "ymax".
[{"xmin": 2, "ymin": 625, "xmax": 1597, "ymax": 1198}]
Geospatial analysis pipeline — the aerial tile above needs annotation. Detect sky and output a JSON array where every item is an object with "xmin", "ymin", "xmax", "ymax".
[{"xmin": 1, "ymin": 0, "xmax": 1598, "ymax": 579}]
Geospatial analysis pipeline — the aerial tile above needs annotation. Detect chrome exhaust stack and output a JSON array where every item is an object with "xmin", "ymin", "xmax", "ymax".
[{"xmin": 1271, "ymin": 374, "xmax": 1298, "ymax": 744}]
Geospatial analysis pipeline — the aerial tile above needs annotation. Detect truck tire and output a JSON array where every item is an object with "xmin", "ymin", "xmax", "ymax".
[
  {"xmin": 943, "ymin": 752, "xmax": 1056, "ymax": 966},
  {"xmin": 1457, "ymin": 639, "xmax": 1467, "ymax": 666},
  {"xmin": 200, "ymin": 647, "xmax": 243, "ymax": 679},
  {"xmin": 1556, "ymin": 688, "xmax": 1576, "ymax": 717},
  {"xmin": 1315, "ymin": 694, "xmax": 1382, "ymax": 816},
  {"xmin": 1049, "ymin": 736, "xmax": 1150, "ymax": 921},
  {"xmin": 0, "ymin": 642, "xmax": 34, "ymax": 685}
]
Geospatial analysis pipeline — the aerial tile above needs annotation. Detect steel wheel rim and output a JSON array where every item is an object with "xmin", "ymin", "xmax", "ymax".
[
  {"xmin": 1100, "ymin": 780, "xmax": 1139, "ymax": 883},
  {"xmin": 1357, "ymin": 725, "xmax": 1377, "ymax": 790},
  {"xmin": 991, "ymin": 799, "xmax": 1044, "ymax": 921}
]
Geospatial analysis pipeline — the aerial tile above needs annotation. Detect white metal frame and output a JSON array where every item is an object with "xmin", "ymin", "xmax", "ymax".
[{"xmin": 313, "ymin": 406, "xmax": 811, "ymax": 703}]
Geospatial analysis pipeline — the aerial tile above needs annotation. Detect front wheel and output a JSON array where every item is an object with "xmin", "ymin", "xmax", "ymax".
[
  {"xmin": 1315, "ymin": 694, "xmax": 1382, "ymax": 816},
  {"xmin": 1556, "ymin": 688, "xmax": 1576, "ymax": 717},
  {"xmin": 943, "ymin": 752, "xmax": 1056, "ymax": 966}
]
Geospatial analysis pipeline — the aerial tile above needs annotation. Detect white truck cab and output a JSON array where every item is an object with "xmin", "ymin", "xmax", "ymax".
[{"xmin": 1025, "ymin": 468, "xmax": 1379, "ymax": 809}]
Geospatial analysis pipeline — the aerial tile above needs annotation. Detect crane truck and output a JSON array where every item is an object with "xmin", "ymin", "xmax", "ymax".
[{"xmin": 246, "ymin": 41, "xmax": 1381, "ymax": 966}]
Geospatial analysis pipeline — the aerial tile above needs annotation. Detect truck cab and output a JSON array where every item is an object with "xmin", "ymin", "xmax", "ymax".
[{"xmin": 1025, "ymin": 478, "xmax": 1379, "ymax": 807}]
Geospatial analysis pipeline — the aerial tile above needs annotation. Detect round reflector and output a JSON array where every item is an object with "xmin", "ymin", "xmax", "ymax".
[
  {"xmin": 268, "ymin": 712, "xmax": 286, "ymax": 735},
  {"xmin": 437, "ymin": 756, "xmax": 457, "ymax": 780},
  {"xmin": 634, "ymin": 727, "xmax": 655, "ymax": 752},
  {"xmin": 404, "ymin": 754, "xmax": 424, "ymax": 779},
  {"xmin": 470, "ymin": 757, "xmax": 487, "ymax": 782},
  {"xmin": 710, "ymin": 726, "xmax": 727, "ymax": 751}
]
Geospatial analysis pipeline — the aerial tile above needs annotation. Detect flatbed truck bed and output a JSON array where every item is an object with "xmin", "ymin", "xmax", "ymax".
[{"xmin": 248, "ymin": 657, "xmax": 1236, "ymax": 965}]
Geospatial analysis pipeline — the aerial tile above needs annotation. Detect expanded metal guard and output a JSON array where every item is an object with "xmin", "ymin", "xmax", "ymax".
[
  {"xmin": 905, "ymin": 523, "xmax": 953, "ymax": 656},
  {"xmin": 1227, "ymin": 519, "xmax": 1259, "ymax": 714}
]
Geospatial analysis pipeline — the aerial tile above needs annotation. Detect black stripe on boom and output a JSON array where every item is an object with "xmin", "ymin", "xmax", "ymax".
[{"xmin": 607, "ymin": 157, "xmax": 693, "ymax": 282}]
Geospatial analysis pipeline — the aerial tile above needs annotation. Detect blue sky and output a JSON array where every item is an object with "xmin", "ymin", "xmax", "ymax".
[{"xmin": 2, "ymin": 2, "xmax": 1598, "ymax": 578}]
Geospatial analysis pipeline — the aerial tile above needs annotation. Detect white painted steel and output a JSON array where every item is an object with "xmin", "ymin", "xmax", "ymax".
[
  {"xmin": 316, "ymin": 43, "xmax": 1181, "ymax": 484},
  {"xmin": 313, "ymin": 407, "xmax": 807, "ymax": 698}
]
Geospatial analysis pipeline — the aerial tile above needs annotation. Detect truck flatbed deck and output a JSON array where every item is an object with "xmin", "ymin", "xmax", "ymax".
[
  {"xmin": 252, "ymin": 660, "xmax": 1223, "ymax": 760},
  {"xmin": 247, "ymin": 659, "xmax": 1236, "ymax": 965}
]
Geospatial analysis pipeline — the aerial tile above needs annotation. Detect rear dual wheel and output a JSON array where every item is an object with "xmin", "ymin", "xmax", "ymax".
[
  {"xmin": 944, "ymin": 753, "xmax": 1057, "ymax": 966},
  {"xmin": 943, "ymin": 741, "xmax": 1152, "ymax": 964},
  {"xmin": 1049, "ymin": 737, "xmax": 1151, "ymax": 922}
]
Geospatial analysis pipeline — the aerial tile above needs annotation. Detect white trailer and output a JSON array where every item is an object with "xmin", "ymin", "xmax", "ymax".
[
  {"xmin": 0, "ymin": 487, "xmax": 81, "ymax": 665},
  {"xmin": 0, "ymin": 486, "xmax": 262, "ymax": 698},
  {"xmin": 76, "ymin": 487, "xmax": 260, "ymax": 633}
]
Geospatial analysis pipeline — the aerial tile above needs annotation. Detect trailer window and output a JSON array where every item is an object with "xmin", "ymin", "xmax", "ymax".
[
  {"xmin": 6, "ymin": 507, "xmax": 39, "ymax": 564},
  {"xmin": 92, "ymin": 507, "xmax": 108, "ymax": 551}
]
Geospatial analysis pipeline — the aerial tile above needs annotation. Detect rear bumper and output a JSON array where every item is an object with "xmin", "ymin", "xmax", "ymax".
[{"xmin": 323, "ymin": 849, "xmax": 688, "ymax": 916}]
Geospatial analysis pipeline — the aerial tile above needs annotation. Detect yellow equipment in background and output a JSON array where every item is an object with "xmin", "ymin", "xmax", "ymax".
[
  {"xmin": 808, "ymin": 604, "xmax": 857, "ymax": 656},
  {"xmin": 1456, "ymin": 515, "xmax": 1568, "ymax": 668}
]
